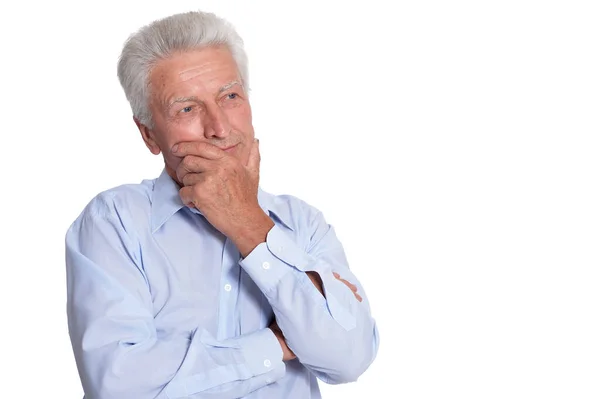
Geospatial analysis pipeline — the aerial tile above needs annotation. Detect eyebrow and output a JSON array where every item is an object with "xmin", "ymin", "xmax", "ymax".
[
  {"xmin": 168, "ymin": 96, "xmax": 200, "ymax": 108},
  {"xmin": 218, "ymin": 80, "xmax": 243, "ymax": 93},
  {"xmin": 167, "ymin": 81, "xmax": 243, "ymax": 109}
]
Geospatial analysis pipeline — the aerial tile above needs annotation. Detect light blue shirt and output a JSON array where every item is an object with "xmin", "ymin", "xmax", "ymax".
[{"xmin": 65, "ymin": 168, "xmax": 379, "ymax": 398}]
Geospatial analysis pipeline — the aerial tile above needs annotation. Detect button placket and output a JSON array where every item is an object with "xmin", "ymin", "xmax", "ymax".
[{"xmin": 216, "ymin": 238, "xmax": 241, "ymax": 340}]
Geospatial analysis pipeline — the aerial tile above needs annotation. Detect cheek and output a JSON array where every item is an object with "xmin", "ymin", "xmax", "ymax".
[
  {"xmin": 159, "ymin": 122, "xmax": 205, "ymax": 151},
  {"xmin": 154, "ymin": 126, "xmax": 199, "ymax": 169},
  {"xmin": 228, "ymin": 104, "xmax": 253, "ymax": 129}
]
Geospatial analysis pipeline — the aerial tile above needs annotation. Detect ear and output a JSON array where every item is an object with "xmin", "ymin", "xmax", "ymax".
[{"xmin": 134, "ymin": 117, "xmax": 161, "ymax": 155}]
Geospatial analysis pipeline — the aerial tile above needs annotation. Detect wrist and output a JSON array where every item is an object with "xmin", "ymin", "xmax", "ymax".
[{"xmin": 231, "ymin": 209, "xmax": 274, "ymax": 258}]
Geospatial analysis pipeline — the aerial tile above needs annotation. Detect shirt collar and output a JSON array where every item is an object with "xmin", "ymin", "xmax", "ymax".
[{"xmin": 150, "ymin": 168, "xmax": 295, "ymax": 233}]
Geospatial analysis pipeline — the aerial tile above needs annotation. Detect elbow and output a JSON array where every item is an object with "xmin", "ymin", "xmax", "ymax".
[
  {"xmin": 300, "ymin": 322, "xmax": 380, "ymax": 385},
  {"xmin": 335, "ymin": 320, "xmax": 380, "ymax": 384},
  {"xmin": 326, "ymin": 338, "xmax": 378, "ymax": 384},
  {"xmin": 311, "ymin": 352, "xmax": 371, "ymax": 385},
  {"xmin": 324, "ymin": 361, "xmax": 365, "ymax": 385}
]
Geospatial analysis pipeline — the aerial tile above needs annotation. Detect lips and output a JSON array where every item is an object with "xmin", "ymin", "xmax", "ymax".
[{"xmin": 222, "ymin": 144, "xmax": 237, "ymax": 152}]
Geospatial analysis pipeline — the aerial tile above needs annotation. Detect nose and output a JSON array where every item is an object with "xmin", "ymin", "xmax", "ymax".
[{"xmin": 203, "ymin": 104, "xmax": 231, "ymax": 139}]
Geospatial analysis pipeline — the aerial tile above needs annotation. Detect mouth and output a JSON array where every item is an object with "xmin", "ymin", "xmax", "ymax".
[{"xmin": 222, "ymin": 144, "xmax": 238, "ymax": 153}]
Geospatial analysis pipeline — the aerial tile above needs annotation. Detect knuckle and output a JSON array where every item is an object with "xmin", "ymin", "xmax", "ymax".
[
  {"xmin": 204, "ymin": 173, "xmax": 218, "ymax": 187},
  {"xmin": 205, "ymin": 171, "xmax": 216, "ymax": 182}
]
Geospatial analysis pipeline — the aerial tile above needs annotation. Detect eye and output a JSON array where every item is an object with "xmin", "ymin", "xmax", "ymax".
[
  {"xmin": 180, "ymin": 106, "xmax": 193, "ymax": 113},
  {"xmin": 226, "ymin": 93, "xmax": 238, "ymax": 100}
]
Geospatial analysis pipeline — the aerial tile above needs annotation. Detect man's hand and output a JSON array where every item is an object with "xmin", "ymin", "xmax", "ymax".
[
  {"xmin": 172, "ymin": 139, "xmax": 274, "ymax": 256},
  {"xmin": 307, "ymin": 271, "xmax": 363, "ymax": 302},
  {"xmin": 269, "ymin": 271, "xmax": 361, "ymax": 362},
  {"xmin": 334, "ymin": 272, "xmax": 363, "ymax": 302},
  {"xmin": 269, "ymin": 320, "xmax": 296, "ymax": 361}
]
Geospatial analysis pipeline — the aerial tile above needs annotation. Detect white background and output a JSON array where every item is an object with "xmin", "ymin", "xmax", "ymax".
[{"xmin": 0, "ymin": 1, "xmax": 598, "ymax": 398}]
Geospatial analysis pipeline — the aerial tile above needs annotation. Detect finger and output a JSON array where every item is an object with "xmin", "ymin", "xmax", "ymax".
[
  {"xmin": 176, "ymin": 155, "xmax": 214, "ymax": 183},
  {"xmin": 245, "ymin": 138, "xmax": 260, "ymax": 176},
  {"xmin": 341, "ymin": 279, "xmax": 358, "ymax": 293},
  {"xmin": 171, "ymin": 141, "xmax": 226, "ymax": 160},
  {"xmin": 179, "ymin": 185, "xmax": 197, "ymax": 207},
  {"xmin": 180, "ymin": 155, "xmax": 215, "ymax": 173},
  {"xmin": 334, "ymin": 274, "xmax": 357, "ymax": 291},
  {"xmin": 181, "ymin": 172, "xmax": 206, "ymax": 187},
  {"xmin": 354, "ymin": 293, "xmax": 363, "ymax": 302}
]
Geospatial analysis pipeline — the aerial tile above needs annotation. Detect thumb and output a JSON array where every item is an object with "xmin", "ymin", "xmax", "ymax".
[{"xmin": 245, "ymin": 138, "xmax": 261, "ymax": 176}]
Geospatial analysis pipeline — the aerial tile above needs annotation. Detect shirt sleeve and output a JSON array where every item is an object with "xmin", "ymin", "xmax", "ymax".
[
  {"xmin": 239, "ymin": 210, "xmax": 380, "ymax": 384},
  {"xmin": 65, "ymin": 204, "xmax": 285, "ymax": 399}
]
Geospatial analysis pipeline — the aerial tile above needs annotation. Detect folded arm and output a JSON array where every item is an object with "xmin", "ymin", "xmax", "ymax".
[
  {"xmin": 237, "ymin": 209, "xmax": 380, "ymax": 384},
  {"xmin": 65, "ymin": 202, "xmax": 285, "ymax": 399}
]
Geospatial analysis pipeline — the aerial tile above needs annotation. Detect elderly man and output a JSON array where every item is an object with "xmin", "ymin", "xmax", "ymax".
[{"xmin": 65, "ymin": 10, "xmax": 379, "ymax": 399}]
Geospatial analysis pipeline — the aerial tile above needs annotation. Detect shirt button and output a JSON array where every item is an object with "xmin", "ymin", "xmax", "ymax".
[
  {"xmin": 264, "ymin": 359, "xmax": 271, "ymax": 368},
  {"xmin": 266, "ymin": 377, "xmax": 273, "ymax": 384},
  {"xmin": 224, "ymin": 284, "xmax": 232, "ymax": 292},
  {"xmin": 262, "ymin": 261, "xmax": 270, "ymax": 270}
]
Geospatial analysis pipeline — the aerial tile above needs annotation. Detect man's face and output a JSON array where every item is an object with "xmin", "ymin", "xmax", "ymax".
[{"xmin": 138, "ymin": 46, "xmax": 254, "ymax": 183}]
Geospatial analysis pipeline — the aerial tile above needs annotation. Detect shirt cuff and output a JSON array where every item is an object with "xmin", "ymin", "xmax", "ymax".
[
  {"xmin": 163, "ymin": 328, "xmax": 285, "ymax": 398},
  {"xmin": 239, "ymin": 225, "xmax": 316, "ymax": 292},
  {"xmin": 240, "ymin": 225, "xmax": 358, "ymax": 332},
  {"xmin": 234, "ymin": 327, "xmax": 285, "ymax": 377}
]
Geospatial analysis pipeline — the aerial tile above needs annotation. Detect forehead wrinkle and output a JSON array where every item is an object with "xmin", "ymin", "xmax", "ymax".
[{"xmin": 178, "ymin": 64, "xmax": 220, "ymax": 82}]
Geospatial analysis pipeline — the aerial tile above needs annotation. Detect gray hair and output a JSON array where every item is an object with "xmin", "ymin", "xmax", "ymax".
[{"xmin": 117, "ymin": 11, "xmax": 249, "ymax": 127}]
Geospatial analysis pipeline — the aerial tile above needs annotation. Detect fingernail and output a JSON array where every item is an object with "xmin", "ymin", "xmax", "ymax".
[{"xmin": 171, "ymin": 144, "xmax": 179, "ymax": 153}]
